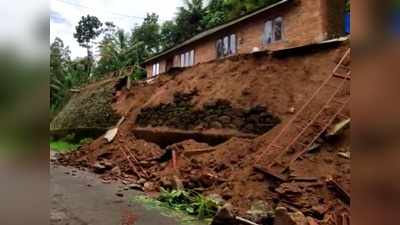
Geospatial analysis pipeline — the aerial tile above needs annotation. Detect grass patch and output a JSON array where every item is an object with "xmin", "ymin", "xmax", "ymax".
[
  {"xmin": 50, "ymin": 140, "xmax": 80, "ymax": 153},
  {"xmin": 157, "ymin": 188, "xmax": 219, "ymax": 219},
  {"xmin": 131, "ymin": 195, "xmax": 212, "ymax": 225}
]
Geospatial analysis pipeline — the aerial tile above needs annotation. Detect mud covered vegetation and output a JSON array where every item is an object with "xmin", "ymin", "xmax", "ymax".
[{"xmin": 136, "ymin": 90, "xmax": 281, "ymax": 134}]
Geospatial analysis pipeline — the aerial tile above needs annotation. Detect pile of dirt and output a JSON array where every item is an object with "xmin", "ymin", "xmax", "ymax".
[
  {"xmin": 57, "ymin": 42, "xmax": 350, "ymax": 225},
  {"xmin": 155, "ymin": 130, "xmax": 350, "ymax": 224},
  {"xmin": 136, "ymin": 90, "xmax": 281, "ymax": 134},
  {"xmin": 58, "ymin": 128, "xmax": 166, "ymax": 183}
]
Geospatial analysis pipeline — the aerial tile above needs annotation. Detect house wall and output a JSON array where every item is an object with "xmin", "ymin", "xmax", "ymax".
[{"xmin": 145, "ymin": 0, "xmax": 345, "ymax": 78}]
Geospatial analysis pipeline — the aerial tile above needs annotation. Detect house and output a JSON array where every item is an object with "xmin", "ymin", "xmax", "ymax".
[{"xmin": 143, "ymin": 0, "xmax": 347, "ymax": 79}]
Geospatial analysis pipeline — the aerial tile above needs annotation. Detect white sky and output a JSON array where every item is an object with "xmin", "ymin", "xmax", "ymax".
[{"xmin": 50, "ymin": 0, "xmax": 184, "ymax": 59}]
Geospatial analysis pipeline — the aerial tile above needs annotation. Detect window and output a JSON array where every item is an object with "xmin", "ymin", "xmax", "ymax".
[
  {"xmin": 189, "ymin": 50, "xmax": 194, "ymax": 66},
  {"xmin": 216, "ymin": 39, "xmax": 223, "ymax": 58},
  {"xmin": 216, "ymin": 34, "xmax": 237, "ymax": 58},
  {"xmin": 273, "ymin": 17, "xmax": 283, "ymax": 41},
  {"xmin": 230, "ymin": 34, "xmax": 237, "ymax": 54},
  {"xmin": 263, "ymin": 17, "xmax": 283, "ymax": 45},
  {"xmin": 180, "ymin": 54, "xmax": 185, "ymax": 67},
  {"xmin": 152, "ymin": 63, "xmax": 160, "ymax": 76},
  {"xmin": 223, "ymin": 36, "xmax": 229, "ymax": 56},
  {"xmin": 180, "ymin": 50, "xmax": 195, "ymax": 67},
  {"xmin": 185, "ymin": 52, "xmax": 190, "ymax": 66}
]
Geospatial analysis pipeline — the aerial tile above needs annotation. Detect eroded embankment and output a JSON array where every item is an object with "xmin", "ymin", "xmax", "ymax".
[
  {"xmin": 50, "ymin": 78, "xmax": 120, "ymax": 135},
  {"xmin": 57, "ymin": 42, "xmax": 350, "ymax": 225}
]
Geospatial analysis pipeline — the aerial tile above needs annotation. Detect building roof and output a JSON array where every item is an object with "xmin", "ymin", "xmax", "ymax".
[{"xmin": 143, "ymin": 0, "xmax": 292, "ymax": 64}]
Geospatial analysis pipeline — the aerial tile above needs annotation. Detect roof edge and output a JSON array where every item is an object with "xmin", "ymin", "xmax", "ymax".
[{"xmin": 143, "ymin": 0, "xmax": 292, "ymax": 65}]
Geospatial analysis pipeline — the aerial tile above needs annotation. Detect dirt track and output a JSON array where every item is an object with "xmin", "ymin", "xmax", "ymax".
[{"xmin": 50, "ymin": 152, "xmax": 179, "ymax": 225}]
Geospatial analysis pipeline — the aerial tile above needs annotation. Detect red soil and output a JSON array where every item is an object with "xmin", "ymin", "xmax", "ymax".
[{"xmin": 58, "ymin": 42, "xmax": 350, "ymax": 224}]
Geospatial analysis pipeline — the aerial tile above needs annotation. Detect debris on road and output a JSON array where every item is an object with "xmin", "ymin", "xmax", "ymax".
[{"xmin": 56, "ymin": 43, "xmax": 351, "ymax": 225}]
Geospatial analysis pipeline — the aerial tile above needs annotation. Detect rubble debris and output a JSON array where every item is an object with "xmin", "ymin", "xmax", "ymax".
[
  {"xmin": 183, "ymin": 147, "xmax": 217, "ymax": 155},
  {"xmin": 56, "ymin": 44, "xmax": 351, "ymax": 225},
  {"xmin": 289, "ymin": 176, "xmax": 319, "ymax": 182},
  {"xmin": 121, "ymin": 148, "xmax": 145, "ymax": 179},
  {"xmin": 336, "ymin": 152, "xmax": 350, "ymax": 160},
  {"xmin": 143, "ymin": 181, "xmax": 156, "ymax": 192},
  {"xmin": 326, "ymin": 178, "xmax": 350, "ymax": 205},
  {"xmin": 104, "ymin": 126, "xmax": 119, "ymax": 143},
  {"xmin": 235, "ymin": 216, "xmax": 261, "ymax": 225},
  {"xmin": 133, "ymin": 127, "xmax": 256, "ymax": 148},
  {"xmin": 211, "ymin": 204, "xmax": 237, "ymax": 225},
  {"xmin": 326, "ymin": 119, "xmax": 350, "ymax": 137},
  {"xmin": 93, "ymin": 162, "xmax": 108, "ymax": 174},
  {"xmin": 273, "ymin": 207, "xmax": 308, "ymax": 225},
  {"xmin": 306, "ymin": 217, "xmax": 319, "ymax": 225},
  {"xmin": 246, "ymin": 200, "xmax": 274, "ymax": 222},
  {"xmin": 104, "ymin": 117, "xmax": 125, "ymax": 143},
  {"xmin": 333, "ymin": 211, "xmax": 350, "ymax": 225},
  {"xmin": 128, "ymin": 183, "xmax": 144, "ymax": 191}
]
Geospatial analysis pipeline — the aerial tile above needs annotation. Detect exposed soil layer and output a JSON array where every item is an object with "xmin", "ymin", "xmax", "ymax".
[
  {"xmin": 136, "ymin": 90, "xmax": 281, "ymax": 135},
  {"xmin": 58, "ymin": 42, "xmax": 350, "ymax": 225},
  {"xmin": 132, "ymin": 127, "xmax": 257, "ymax": 148}
]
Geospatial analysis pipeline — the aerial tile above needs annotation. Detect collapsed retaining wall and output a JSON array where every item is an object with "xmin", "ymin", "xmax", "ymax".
[
  {"xmin": 136, "ymin": 90, "xmax": 281, "ymax": 135},
  {"xmin": 50, "ymin": 78, "xmax": 120, "ymax": 135},
  {"xmin": 58, "ymin": 41, "xmax": 351, "ymax": 224}
]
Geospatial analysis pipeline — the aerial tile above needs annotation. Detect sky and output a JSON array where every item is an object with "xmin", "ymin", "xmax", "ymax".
[{"xmin": 50, "ymin": 0, "xmax": 184, "ymax": 59}]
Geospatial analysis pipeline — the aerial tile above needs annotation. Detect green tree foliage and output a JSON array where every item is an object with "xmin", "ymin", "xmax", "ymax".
[
  {"xmin": 175, "ymin": 0, "xmax": 206, "ymax": 42},
  {"xmin": 50, "ymin": 38, "xmax": 93, "ymax": 112},
  {"xmin": 51, "ymin": 1, "xmax": 282, "ymax": 112},
  {"xmin": 131, "ymin": 13, "xmax": 161, "ymax": 56},
  {"xmin": 201, "ymin": 0, "xmax": 227, "ymax": 29},
  {"xmin": 160, "ymin": 20, "xmax": 180, "ymax": 50},
  {"xmin": 73, "ymin": 15, "xmax": 103, "ymax": 75},
  {"xmin": 94, "ymin": 14, "xmax": 161, "ymax": 80},
  {"xmin": 95, "ymin": 29, "xmax": 131, "ymax": 76},
  {"xmin": 223, "ymin": 0, "xmax": 280, "ymax": 20},
  {"xmin": 161, "ymin": 0, "xmax": 280, "ymax": 47},
  {"xmin": 50, "ymin": 37, "xmax": 71, "ymax": 111}
]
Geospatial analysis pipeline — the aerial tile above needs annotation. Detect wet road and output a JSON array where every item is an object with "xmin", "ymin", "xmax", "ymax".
[{"xmin": 50, "ymin": 155, "xmax": 178, "ymax": 225}]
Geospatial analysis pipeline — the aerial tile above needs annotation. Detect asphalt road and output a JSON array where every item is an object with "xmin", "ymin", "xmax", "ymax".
[{"xmin": 50, "ymin": 154, "xmax": 179, "ymax": 225}]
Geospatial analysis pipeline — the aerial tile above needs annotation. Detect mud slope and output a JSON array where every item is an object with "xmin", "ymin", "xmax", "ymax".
[{"xmin": 59, "ymin": 42, "xmax": 350, "ymax": 224}]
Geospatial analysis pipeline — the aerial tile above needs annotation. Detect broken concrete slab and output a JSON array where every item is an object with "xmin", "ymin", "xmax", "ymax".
[
  {"xmin": 337, "ymin": 152, "xmax": 350, "ymax": 160},
  {"xmin": 104, "ymin": 117, "xmax": 125, "ymax": 143},
  {"xmin": 326, "ymin": 118, "xmax": 350, "ymax": 137}
]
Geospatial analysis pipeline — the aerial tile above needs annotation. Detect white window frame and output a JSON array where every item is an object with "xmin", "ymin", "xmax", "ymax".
[
  {"xmin": 263, "ymin": 16, "xmax": 283, "ymax": 45},
  {"xmin": 216, "ymin": 34, "xmax": 237, "ymax": 58},
  {"xmin": 189, "ymin": 50, "xmax": 194, "ymax": 66},
  {"xmin": 230, "ymin": 34, "xmax": 237, "ymax": 54},
  {"xmin": 179, "ymin": 49, "xmax": 195, "ymax": 67},
  {"xmin": 180, "ymin": 54, "xmax": 185, "ymax": 67},
  {"xmin": 185, "ymin": 52, "xmax": 190, "ymax": 67},
  {"xmin": 152, "ymin": 63, "xmax": 160, "ymax": 76}
]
